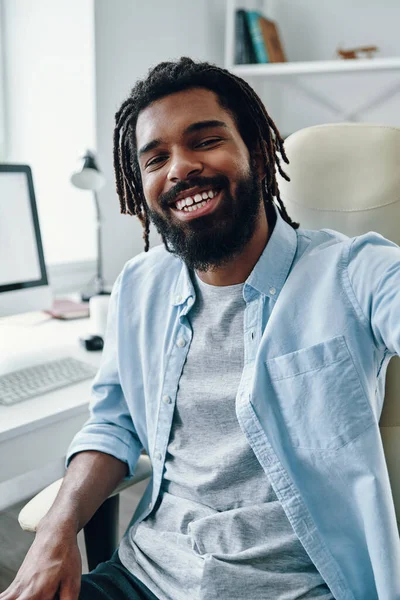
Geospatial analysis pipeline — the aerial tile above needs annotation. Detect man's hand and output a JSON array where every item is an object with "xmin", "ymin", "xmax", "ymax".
[
  {"xmin": 0, "ymin": 524, "xmax": 81, "ymax": 600},
  {"xmin": 0, "ymin": 451, "xmax": 128, "ymax": 600}
]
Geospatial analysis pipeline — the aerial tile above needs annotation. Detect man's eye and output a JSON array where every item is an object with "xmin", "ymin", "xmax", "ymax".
[
  {"xmin": 146, "ymin": 155, "xmax": 167, "ymax": 168},
  {"xmin": 196, "ymin": 138, "xmax": 221, "ymax": 148}
]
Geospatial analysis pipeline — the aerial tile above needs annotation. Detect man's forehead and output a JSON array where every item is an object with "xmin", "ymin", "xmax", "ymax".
[{"xmin": 135, "ymin": 88, "xmax": 234, "ymax": 144}]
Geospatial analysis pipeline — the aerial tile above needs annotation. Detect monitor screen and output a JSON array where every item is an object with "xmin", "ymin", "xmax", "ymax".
[{"xmin": 0, "ymin": 164, "xmax": 51, "ymax": 317}]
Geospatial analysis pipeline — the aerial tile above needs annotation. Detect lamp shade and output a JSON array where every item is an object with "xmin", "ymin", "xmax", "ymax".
[{"xmin": 70, "ymin": 150, "xmax": 105, "ymax": 191}]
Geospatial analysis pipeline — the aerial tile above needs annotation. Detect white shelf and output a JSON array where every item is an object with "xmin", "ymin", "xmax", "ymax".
[
  {"xmin": 229, "ymin": 56, "xmax": 400, "ymax": 78},
  {"xmin": 224, "ymin": 1, "xmax": 400, "ymax": 122}
]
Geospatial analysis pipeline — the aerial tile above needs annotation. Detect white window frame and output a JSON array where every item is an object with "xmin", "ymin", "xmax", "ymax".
[
  {"xmin": 0, "ymin": 0, "xmax": 97, "ymax": 295},
  {"xmin": 0, "ymin": 1, "xmax": 6, "ymax": 161}
]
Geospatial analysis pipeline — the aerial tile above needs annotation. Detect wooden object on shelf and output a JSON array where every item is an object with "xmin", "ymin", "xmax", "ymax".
[
  {"xmin": 337, "ymin": 46, "xmax": 379, "ymax": 60},
  {"xmin": 258, "ymin": 16, "xmax": 286, "ymax": 63}
]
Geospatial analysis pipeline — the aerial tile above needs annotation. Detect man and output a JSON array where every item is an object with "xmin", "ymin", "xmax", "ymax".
[{"xmin": 2, "ymin": 57, "xmax": 400, "ymax": 600}]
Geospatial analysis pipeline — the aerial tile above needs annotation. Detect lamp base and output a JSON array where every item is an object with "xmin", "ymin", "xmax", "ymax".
[
  {"xmin": 80, "ymin": 276, "xmax": 111, "ymax": 302},
  {"xmin": 81, "ymin": 289, "xmax": 111, "ymax": 302}
]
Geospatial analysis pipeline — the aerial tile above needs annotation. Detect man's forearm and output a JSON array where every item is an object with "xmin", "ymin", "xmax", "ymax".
[{"xmin": 37, "ymin": 450, "xmax": 128, "ymax": 535}]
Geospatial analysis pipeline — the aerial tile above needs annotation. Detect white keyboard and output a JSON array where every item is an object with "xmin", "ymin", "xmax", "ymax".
[{"xmin": 0, "ymin": 357, "xmax": 98, "ymax": 406}]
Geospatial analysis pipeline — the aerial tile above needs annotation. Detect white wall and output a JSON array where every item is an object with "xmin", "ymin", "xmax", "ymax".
[
  {"xmin": 249, "ymin": 0, "xmax": 400, "ymax": 136},
  {"xmin": 94, "ymin": 0, "xmax": 226, "ymax": 284},
  {"xmin": 2, "ymin": 0, "xmax": 97, "ymax": 266},
  {"xmin": 4, "ymin": 0, "xmax": 398, "ymax": 285}
]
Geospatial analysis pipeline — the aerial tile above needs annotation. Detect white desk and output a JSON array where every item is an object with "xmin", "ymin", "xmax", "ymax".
[{"xmin": 0, "ymin": 312, "xmax": 102, "ymax": 510}]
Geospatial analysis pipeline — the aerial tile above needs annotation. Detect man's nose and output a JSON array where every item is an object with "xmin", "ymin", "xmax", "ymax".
[{"xmin": 167, "ymin": 150, "xmax": 203, "ymax": 182}]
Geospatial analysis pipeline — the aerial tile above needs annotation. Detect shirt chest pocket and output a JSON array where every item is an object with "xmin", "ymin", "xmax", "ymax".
[{"xmin": 265, "ymin": 335, "xmax": 375, "ymax": 451}]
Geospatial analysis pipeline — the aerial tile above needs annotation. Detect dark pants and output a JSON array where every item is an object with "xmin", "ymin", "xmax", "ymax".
[{"xmin": 79, "ymin": 551, "xmax": 159, "ymax": 600}]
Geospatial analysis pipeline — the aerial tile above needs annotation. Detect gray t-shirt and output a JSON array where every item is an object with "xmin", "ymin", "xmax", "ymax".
[{"xmin": 119, "ymin": 273, "xmax": 333, "ymax": 600}]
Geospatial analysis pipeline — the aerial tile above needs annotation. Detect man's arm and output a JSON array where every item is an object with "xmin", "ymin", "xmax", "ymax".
[
  {"xmin": 0, "ymin": 450, "xmax": 128, "ymax": 600},
  {"xmin": 1, "ymin": 269, "xmax": 142, "ymax": 599},
  {"xmin": 347, "ymin": 232, "xmax": 400, "ymax": 355},
  {"xmin": 41, "ymin": 449, "xmax": 128, "ymax": 533}
]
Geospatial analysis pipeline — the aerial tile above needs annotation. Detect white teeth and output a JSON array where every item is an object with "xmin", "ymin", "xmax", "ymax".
[
  {"xmin": 175, "ymin": 189, "xmax": 217, "ymax": 210},
  {"xmin": 183, "ymin": 199, "xmax": 209, "ymax": 213}
]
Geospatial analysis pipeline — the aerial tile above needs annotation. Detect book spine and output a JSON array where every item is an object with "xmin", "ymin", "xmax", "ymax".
[
  {"xmin": 235, "ymin": 9, "xmax": 257, "ymax": 64},
  {"xmin": 234, "ymin": 10, "xmax": 248, "ymax": 64},
  {"xmin": 245, "ymin": 11, "xmax": 269, "ymax": 63}
]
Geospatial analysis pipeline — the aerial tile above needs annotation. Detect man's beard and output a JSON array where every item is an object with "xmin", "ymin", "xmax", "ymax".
[{"xmin": 147, "ymin": 165, "xmax": 263, "ymax": 271}]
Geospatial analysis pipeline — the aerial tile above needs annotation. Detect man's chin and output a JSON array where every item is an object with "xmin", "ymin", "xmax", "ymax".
[
  {"xmin": 149, "ymin": 170, "xmax": 262, "ymax": 268},
  {"xmin": 169, "ymin": 223, "xmax": 250, "ymax": 270}
]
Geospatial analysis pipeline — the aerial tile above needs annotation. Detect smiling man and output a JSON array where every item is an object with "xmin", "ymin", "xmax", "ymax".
[
  {"xmin": 135, "ymin": 88, "xmax": 268, "ymax": 281},
  {"xmin": 3, "ymin": 57, "xmax": 400, "ymax": 600}
]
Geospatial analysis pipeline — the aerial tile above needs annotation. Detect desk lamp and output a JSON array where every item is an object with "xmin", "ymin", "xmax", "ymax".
[{"xmin": 70, "ymin": 150, "xmax": 108, "ymax": 300}]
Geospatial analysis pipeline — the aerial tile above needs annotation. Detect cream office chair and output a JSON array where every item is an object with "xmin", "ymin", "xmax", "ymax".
[
  {"xmin": 276, "ymin": 122, "xmax": 400, "ymax": 527},
  {"xmin": 18, "ymin": 123, "xmax": 400, "ymax": 568}
]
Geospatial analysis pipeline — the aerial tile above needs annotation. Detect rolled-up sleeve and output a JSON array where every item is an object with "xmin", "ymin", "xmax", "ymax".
[
  {"xmin": 65, "ymin": 271, "xmax": 142, "ymax": 479},
  {"xmin": 347, "ymin": 232, "xmax": 400, "ymax": 356}
]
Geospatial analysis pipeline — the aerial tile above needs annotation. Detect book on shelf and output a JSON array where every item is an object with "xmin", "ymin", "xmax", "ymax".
[
  {"xmin": 234, "ymin": 10, "xmax": 286, "ymax": 65},
  {"xmin": 245, "ymin": 11, "xmax": 269, "ymax": 63},
  {"xmin": 234, "ymin": 9, "xmax": 257, "ymax": 64},
  {"xmin": 258, "ymin": 15, "xmax": 287, "ymax": 63}
]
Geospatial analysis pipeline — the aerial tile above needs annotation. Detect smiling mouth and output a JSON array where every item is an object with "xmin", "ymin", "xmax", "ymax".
[
  {"xmin": 170, "ymin": 189, "xmax": 223, "ymax": 222},
  {"xmin": 173, "ymin": 188, "xmax": 219, "ymax": 212}
]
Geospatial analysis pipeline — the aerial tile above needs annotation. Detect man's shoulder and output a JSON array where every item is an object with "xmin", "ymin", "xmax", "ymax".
[
  {"xmin": 294, "ymin": 224, "xmax": 351, "ymax": 264},
  {"xmin": 298, "ymin": 224, "xmax": 349, "ymax": 247},
  {"xmin": 120, "ymin": 244, "xmax": 183, "ymax": 289},
  {"xmin": 126, "ymin": 243, "xmax": 180, "ymax": 269},
  {"xmin": 295, "ymin": 223, "xmax": 399, "ymax": 273}
]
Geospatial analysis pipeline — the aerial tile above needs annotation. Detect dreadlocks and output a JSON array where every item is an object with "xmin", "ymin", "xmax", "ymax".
[{"xmin": 113, "ymin": 56, "xmax": 299, "ymax": 252}]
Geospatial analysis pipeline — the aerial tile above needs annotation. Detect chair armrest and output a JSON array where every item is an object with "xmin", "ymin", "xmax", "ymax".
[{"xmin": 18, "ymin": 454, "xmax": 152, "ymax": 533}]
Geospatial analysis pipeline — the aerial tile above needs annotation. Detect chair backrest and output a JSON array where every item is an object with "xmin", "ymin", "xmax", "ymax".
[{"xmin": 276, "ymin": 123, "xmax": 400, "ymax": 526}]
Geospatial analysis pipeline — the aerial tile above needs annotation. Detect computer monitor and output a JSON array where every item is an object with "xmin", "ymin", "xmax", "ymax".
[{"xmin": 0, "ymin": 164, "xmax": 52, "ymax": 318}]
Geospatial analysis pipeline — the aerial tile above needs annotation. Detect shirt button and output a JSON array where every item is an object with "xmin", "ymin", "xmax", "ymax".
[
  {"xmin": 162, "ymin": 395, "xmax": 171, "ymax": 404},
  {"xmin": 154, "ymin": 451, "xmax": 162, "ymax": 460},
  {"xmin": 269, "ymin": 287, "xmax": 276, "ymax": 295},
  {"xmin": 175, "ymin": 294, "xmax": 182, "ymax": 303},
  {"xmin": 176, "ymin": 337, "xmax": 186, "ymax": 347}
]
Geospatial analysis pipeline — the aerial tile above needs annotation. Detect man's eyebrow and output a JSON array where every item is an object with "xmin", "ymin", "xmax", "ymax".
[
  {"xmin": 185, "ymin": 119, "xmax": 229, "ymax": 134},
  {"xmin": 138, "ymin": 139, "xmax": 163, "ymax": 159},
  {"xmin": 137, "ymin": 120, "xmax": 229, "ymax": 158}
]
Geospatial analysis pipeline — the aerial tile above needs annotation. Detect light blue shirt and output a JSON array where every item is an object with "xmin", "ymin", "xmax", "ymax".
[{"xmin": 67, "ymin": 206, "xmax": 400, "ymax": 600}]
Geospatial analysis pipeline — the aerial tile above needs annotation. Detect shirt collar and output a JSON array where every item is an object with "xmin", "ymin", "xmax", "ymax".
[
  {"xmin": 172, "ymin": 204, "xmax": 298, "ymax": 306},
  {"xmin": 245, "ymin": 204, "xmax": 298, "ymax": 301}
]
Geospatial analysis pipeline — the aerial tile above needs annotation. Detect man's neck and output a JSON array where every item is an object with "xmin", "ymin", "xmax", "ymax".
[{"xmin": 195, "ymin": 208, "xmax": 270, "ymax": 287}]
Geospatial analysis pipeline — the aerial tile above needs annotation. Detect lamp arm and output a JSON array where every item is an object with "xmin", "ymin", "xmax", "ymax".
[{"xmin": 93, "ymin": 191, "xmax": 104, "ymax": 294}]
